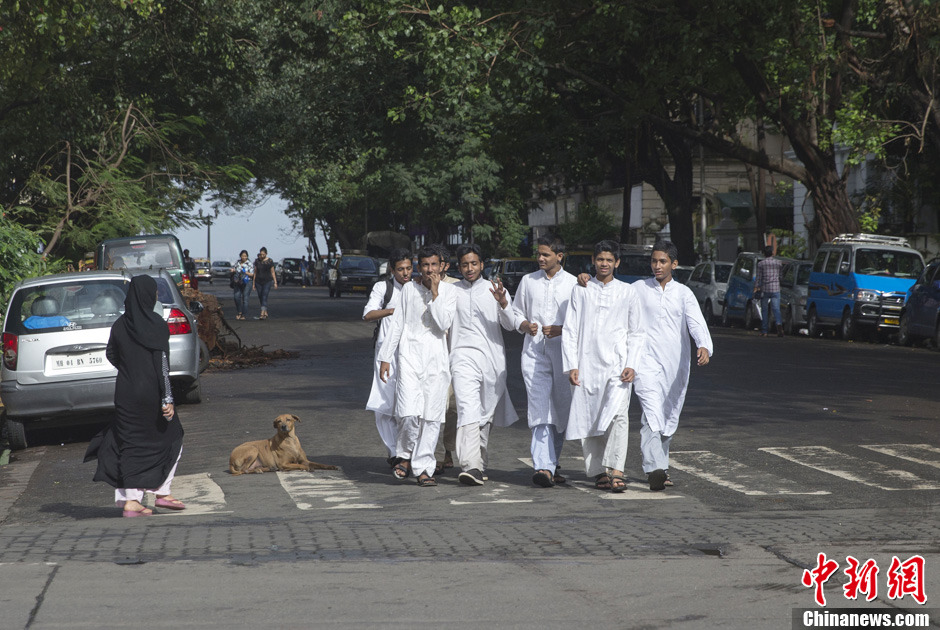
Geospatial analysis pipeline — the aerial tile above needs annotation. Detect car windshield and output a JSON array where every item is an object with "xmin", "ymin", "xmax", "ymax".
[
  {"xmin": 102, "ymin": 240, "xmax": 180, "ymax": 270},
  {"xmin": 283, "ymin": 260, "xmax": 300, "ymax": 270},
  {"xmin": 618, "ymin": 255, "xmax": 652, "ymax": 277},
  {"xmin": 797, "ymin": 263, "xmax": 813, "ymax": 285},
  {"xmin": 339, "ymin": 257, "xmax": 376, "ymax": 273},
  {"xmin": 855, "ymin": 249, "xmax": 924, "ymax": 279},
  {"xmin": 714, "ymin": 264, "xmax": 732, "ymax": 283},
  {"xmin": 154, "ymin": 277, "xmax": 175, "ymax": 306},
  {"xmin": 564, "ymin": 254, "xmax": 594, "ymax": 275},
  {"xmin": 508, "ymin": 260, "xmax": 539, "ymax": 273},
  {"xmin": 213, "ymin": 261, "xmax": 231, "ymax": 268},
  {"xmin": 5, "ymin": 280, "xmax": 129, "ymax": 335}
]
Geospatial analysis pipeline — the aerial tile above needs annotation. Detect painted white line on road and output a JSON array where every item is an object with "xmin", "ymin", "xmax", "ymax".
[
  {"xmin": 861, "ymin": 444, "xmax": 940, "ymax": 471},
  {"xmin": 760, "ymin": 446, "xmax": 940, "ymax": 491},
  {"xmin": 162, "ymin": 473, "xmax": 232, "ymax": 515},
  {"xmin": 569, "ymin": 480, "xmax": 682, "ymax": 500},
  {"xmin": 669, "ymin": 451, "xmax": 829, "ymax": 496},
  {"xmin": 448, "ymin": 482, "xmax": 533, "ymax": 506},
  {"xmin": 277, "ymin": 471, "xmax": 381, "ymax": 510}
]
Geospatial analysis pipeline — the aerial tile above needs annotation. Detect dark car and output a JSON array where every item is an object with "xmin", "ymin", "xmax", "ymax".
[
  {"xmin": 780, "ymin": 261, "xmax": 813, "ymax": 335},
  {"xmin": 333, "ymin": 255, "xmax": 381, "ymax": 298},
  {"xmin": 279, "ymin": 257, "xmax": 304, "ymax": 285},
  {"xmin": 614, "ymin": 250, "xmax": 654, "ymax": 284},
  {"xmin": 491, "ymin": 257, "xmax": 539, "ymax": 294},
  {"xmin": 898, "ymin": 259, "xmax": 940, "ymax": 347}
]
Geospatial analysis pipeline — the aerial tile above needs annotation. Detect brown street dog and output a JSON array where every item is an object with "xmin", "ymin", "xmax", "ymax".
[{"xmin": 229, "ymin": 414, "xmax": 338, "ymax": 475}]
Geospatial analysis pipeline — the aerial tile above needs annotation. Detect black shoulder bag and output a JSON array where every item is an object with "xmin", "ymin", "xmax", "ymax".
[{"xmin": 372, "ymin": 277, "xmax": 395, "ymax": 347}]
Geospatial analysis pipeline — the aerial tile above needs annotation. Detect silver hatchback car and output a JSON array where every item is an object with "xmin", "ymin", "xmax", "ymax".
[{"xmin": 1, "ymin": 269, "xmax": 206, "ymax": 450}]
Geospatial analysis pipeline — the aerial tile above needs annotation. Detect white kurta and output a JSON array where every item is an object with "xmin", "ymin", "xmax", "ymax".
[
  {"xmin": 364, "ymin": 278, "xmax": 405, "ymax": 415},
  {"xmin": 511, "ymin": 268, "xmax": 578, "ymax": 430},
  {"xmin": 377, "ymin": 280, "xmax": 456, "ymax": 422},
  {"xmin": 450, "ymin": 278, "xmax": 519, "ymax": 428},
  {"xmin": 562, "ymin": 277, "xmax": 645, "ymax": 440},
  {"xmin": 631, "ymin": 277, "xmax": 714, "ymax": 436}
]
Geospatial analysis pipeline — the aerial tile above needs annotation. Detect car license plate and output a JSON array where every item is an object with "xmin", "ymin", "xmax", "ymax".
[
  {"xmin": 46, "ymin": 349, "xmax": 108, "ymax": 375},
  {"xmin": 883, "ymin": 317, "xmax": 899, "ymax": 326},
  {"xmin": 353, "ymin": 285, "xmax": 367, "ymax": 292}
]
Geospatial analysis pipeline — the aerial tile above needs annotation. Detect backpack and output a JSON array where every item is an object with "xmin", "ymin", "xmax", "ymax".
[{"xmin": 372, "ymin": 277, "xmax": 395, "ymax": 347}]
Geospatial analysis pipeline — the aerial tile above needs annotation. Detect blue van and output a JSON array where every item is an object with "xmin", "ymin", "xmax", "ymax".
[
  {"xmin": 721, "ymin": 251, "xmax": 796, "ymax": 329},
  {"xmin": 806, "ymin": 234, "xmax": 925, "ymax": 340}
]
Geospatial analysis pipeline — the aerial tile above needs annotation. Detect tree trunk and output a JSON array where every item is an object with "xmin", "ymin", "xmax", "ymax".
[{"xmin": 806, "ymin": 167, "xmax": 860, "ymax": 243}]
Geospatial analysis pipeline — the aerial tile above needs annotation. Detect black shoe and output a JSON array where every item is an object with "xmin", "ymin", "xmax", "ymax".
[
  {"xmin": 458, "ymin": 468, "xmax": 485, "ymax": 486},
  {"xmin": 648, "ymin": 469, "xmax": 667, "ymax": 491},
  {"xmin": 532, "ymin": 470, "xmax": 555, "ymax": 488}
]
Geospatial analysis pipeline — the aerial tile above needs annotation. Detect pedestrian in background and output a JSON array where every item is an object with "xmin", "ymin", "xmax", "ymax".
[
  {"xmin": 183, "ymin": 248, "xmax": 198, "ymax": 290},
  {"xmin": 300, "ymin": 256, "xmax": 310, "ymax": 287},
  {"xmin": 253, "ymin": 246, "xmax": 277, "ymax": 320},
  {"xmin": 231, "ymin": 250, "xmax": 254, "ymax": 320},
  {"xmin": 755, "ymin": 245, "xmax": 784, "ymax": 337},
  {"xmin": 83, "ymin": 275, "xmax": 186, "ymax": 517}
]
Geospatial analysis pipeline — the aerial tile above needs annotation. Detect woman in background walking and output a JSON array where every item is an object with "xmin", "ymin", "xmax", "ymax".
[
  {"xmin": 253, "ymin": 246, "xmax": 278, "ymax": 319},
  {"xmin": 232, "ymin": 250, "xmax": 254, "ymax": 320}
]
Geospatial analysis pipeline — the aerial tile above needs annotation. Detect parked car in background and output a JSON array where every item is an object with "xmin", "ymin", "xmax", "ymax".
[
  {"xmin": 333, "ymin": 255, "xmax": 381, "ymax": 298},
  {"xmin": 722, "ymin": 251, "xmax": 797, "ymax": 329},
  {"xmin": 688, "ymin": 261, "xmax": 733, "ymax": 325},
  {"xmin": 563, "ymin": 250, "xmax": 595, "ymax": 277},
  {"xmin": 491, "ymin": 257, "xmax": 539, "ymax": 294},
  {"xmin": 96, "ymin": 234, "xmax": 187, "ymax": 289},
  {"xmin": 780, "ymin": 261, "xmax": 814, "ymax": 335},
  {"xmin": 614, "ymin": 248, "xmax": 654, "ymax": 284},
  {"xmin": 897, "ymin": 258, "xmax": 940, "ymax": 348},
  {"xmin": 0, "ymin": 269, "xmax": 206, "ymax": 450},
  {"xmin": 673, "ymin": 265, "xmax": 695, "ymax": 284},
  {"xmin": 278, "ymin": 257, "xmax": 304, "ymax": 285},
  {"xmin": 193, "ymin": 258, "xmax": 212, "ymax": 284},
  {"xmin": 211, "ymin": 260, "xmax": 233, "ymax": 279},
  {"xmin": 444, "ymin": 257, "xmax": 462, "ymax": 279},
  {"xmin": 806, "ymin": 234, "xmax": 925, "ymax": 340}
]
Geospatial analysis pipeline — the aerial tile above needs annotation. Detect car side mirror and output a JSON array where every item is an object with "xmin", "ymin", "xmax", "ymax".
[{"xmin": 188, "ymin": 300, "xmax": 204, "ymax": 315}]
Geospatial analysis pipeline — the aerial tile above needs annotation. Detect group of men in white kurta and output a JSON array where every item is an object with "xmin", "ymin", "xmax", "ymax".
[{"xmin": 363, "ymin": 237, "xmax": 713, "ymax": 491}]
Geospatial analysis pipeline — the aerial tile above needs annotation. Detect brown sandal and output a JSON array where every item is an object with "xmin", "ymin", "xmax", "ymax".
[{"xmin": 594, "ymin": 472, "xmax": 612, "ymax": 490}]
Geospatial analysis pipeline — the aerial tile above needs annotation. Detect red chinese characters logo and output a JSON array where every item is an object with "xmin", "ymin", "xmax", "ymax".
[
  {"xmin": 802, "ymin": 553, "xmax": 840, "ymax": 606},
  {"xmin": 887, "ymin": 555, "xmax": 926, "ymax": 605},
  {"xmin": 843, "ymin": 556, "xmax": 879, "ymax": 602}
]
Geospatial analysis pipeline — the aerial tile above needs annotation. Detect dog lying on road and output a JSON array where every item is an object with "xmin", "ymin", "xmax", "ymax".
[{"xmin": 229, "ymin": 414, "xmax": 338, "ymax": 475}]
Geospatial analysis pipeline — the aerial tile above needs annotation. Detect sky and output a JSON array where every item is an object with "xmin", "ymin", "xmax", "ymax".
[{"xmin": 173, "ymin": 194, "xmax": 328, "ymax": 263}]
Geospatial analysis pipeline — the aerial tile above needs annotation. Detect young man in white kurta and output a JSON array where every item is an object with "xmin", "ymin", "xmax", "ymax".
[
  {"xmin": 511, "ymin": 236, "xmax": 578, "ymax": 488},
  {"xmin": 632, "ymin": 241, "xmax": 713, "ymax": 491},
  {"xmin": 363, "ymin": 250, "xmax": 413, "ymax": 463},
  {"xmin": 563, "ymin": 242, "xmax": 644, "ymax": 492},
  {"xmin": 451, "ymin": 244, "xmax": 518, "ymax": 486},
  {"xmin": 378, "ymin": 248, "xmax": 456, "ymax": 486}
]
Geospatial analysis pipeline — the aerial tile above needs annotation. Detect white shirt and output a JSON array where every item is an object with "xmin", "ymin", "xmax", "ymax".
[
  {"xmin": 631, "ymin": 277, "xmax": 714, "ymax": 436},
  {"xmin": 362, "ymin": 277, "xmax": 405, "ymax": 346},
  {"xmin": 511, "ymin": 268, "xmax": 578, "ymax": 358},
  {"xmin": 364, "ymin": 277, "xmax": 406, "ymax": 414},
  {"xmin": 562, "ymin": 277, "xmax": 645, "ymax": 439},
  {"xmin": 450, "ymin": 278, "xmax": 518, "ymax": 427}
]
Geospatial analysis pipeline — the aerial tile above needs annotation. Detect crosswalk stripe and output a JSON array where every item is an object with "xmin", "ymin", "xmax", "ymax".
[
  {"xmin": 277, "ymin": 471, "xmax": 381, "ymax": 510},
  {"xmin": 668, "ymin": 451, "xmax": 829, "ymax": 496},
  {"xmin": 162, "ymin": 473, "xmax": 231, "ymax": 515},
  {"xmin": 861, "ymin": 444, "xmax": 940, "ymax": 471},
  {"xmin": 760, "ymin": 446, "xmax": 940, "ymax": 491},
  {"xmin": 517, "ymin": 457, "xmax": 682, "ymax": 500}
]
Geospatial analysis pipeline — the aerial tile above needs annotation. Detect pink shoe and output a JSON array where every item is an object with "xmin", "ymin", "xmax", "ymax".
[
  {"xmin": 154, "ymin": 497, "xmax": 186, "ymax": 510},
  {"xmin": 122, "ymin": 507, "xmax": 153, "ymax": 518}
]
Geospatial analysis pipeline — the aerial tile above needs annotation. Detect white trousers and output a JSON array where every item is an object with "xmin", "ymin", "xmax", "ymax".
[
  {"xmin": 531, "ymin": 424, "xmax": 565, "ymax": 471},
  {"xmin": 375, "ymin": 412, "xmax": 398, "ymax": 458},
  {"xmin": 397, "ymin": 415, "xmax": 441, "ymax": 478},
  {"xmin": 640, "ymin": 413, "xmax": 673, "ymax": 473},
  {"xmin": 456, "ymin": 421, "xmax": 492, "ymax": 472},
  {"xmin": 115, "ymin": 447, "xmax": 182, "ymax": 505},
  {"xmin": 581, "ymin": 413, "xmax": 629, "ymax": 477}
]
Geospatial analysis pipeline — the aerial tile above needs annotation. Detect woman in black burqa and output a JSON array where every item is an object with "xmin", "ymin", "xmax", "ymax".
[{"xmin": 84, "ymin": 274, "xmax": 186, "ymax": 517}]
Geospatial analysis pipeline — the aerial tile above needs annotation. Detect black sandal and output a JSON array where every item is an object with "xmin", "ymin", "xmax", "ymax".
[
  {"xmin": 594, "ymin": 472, "xmax": 612, "ymax": 490},
  {"xmin": 392, "ymin": 461, "xmax": 411, "ymax": 480},
  {"xmin": 417, "ymin": 473, "xmax": 437, "ymax": 487},
  {"xmin": 610, "ymin": 474, "xmax": 627, "ymax": 493},
  {"xmin": 553, "ymin": 466, "xmax": 567, "ymax": 485}
]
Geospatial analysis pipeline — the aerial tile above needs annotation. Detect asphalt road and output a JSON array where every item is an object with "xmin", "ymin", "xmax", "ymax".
[{"xmin": 1, "ymin": 282, "xmax": 938, "ymax": 629}]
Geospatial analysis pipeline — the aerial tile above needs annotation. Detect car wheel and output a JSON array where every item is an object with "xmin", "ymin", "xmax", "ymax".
[
  {"xmin": 721, "ymin": 303, "xmax": 731, "ymax": 327},
  {"xmin": 840, "ymin": 310, "xmax": 856, "ymax": 341},
  {"xmin": 744, "ymin": 300, "xmax": 757, "ymax": 330},
  {"xmin": 703, "ymin": 300, "xmax": 713, "ymax": 325},
  {"xmin": 807, "ymin": 307, "xmax": 821, "ymax": 338},
  {"xmin": 180, "ymin": 379, "xmax": 202, "ymax": 405},
  {"xmin": 2, "ymin": 413, "xmax": 28, "ymax": 451},
  {"xmin": 933, "ymin": 317, "xmax": 940, "ymax": 349},
  {"xmin": 896, "ymin": 311, "xmax": 913, "ymax": 346},
  {"xmin": 783, "ymin": 306, "xmax": 794, "ymax": 336}
]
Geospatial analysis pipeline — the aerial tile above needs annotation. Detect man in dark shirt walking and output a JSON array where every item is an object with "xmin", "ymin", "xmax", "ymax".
[{"xmin": 754, "ymin": 245, "xmax": 784, "ymax": 337}]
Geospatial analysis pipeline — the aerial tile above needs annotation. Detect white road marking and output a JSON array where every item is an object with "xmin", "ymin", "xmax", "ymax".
[
  {"xmin": 449, "ymin": 483, "xmax": 533, "ymax": 506},
  {"xmin": 669, "ymin": 451, "xmax": 829, "ymax": 496},
  {"xmin": 760, "ymin": 446, "xmax": 940, "ymax": 491},
  {"xmin": 277, "ymin": 471, "xmax": 381, "ymax": 510},
  {"xmin": 158, "ymin": 473, "xmax": 231, "ymax": 515},
  {"xmin": 861, "ymin": 444, "xmax": 940, "ymax": 471}
]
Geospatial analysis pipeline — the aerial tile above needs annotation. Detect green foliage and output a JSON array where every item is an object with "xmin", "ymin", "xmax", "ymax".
[
  {"xmin": 769, "ymin": 229, "xmax": 807, "ymax": 259},
  {"xmin": 555, "ymin": 203, "xmax": 618, "ymax": 248},
  {"xmin": 0, "ymin": 215, "xmax": 63, "ymax": 320}
]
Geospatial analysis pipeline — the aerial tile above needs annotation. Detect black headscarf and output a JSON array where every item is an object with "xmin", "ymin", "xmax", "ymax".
[{"xmin": 122, "ymin": 275, "xmax": 170, "ymax": 355}]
